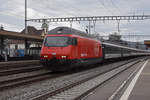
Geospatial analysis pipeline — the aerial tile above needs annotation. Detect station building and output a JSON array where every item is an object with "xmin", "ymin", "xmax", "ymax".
[{"xmin": 0, "ymin": 26, "xmax": 43, "ymax": 60}]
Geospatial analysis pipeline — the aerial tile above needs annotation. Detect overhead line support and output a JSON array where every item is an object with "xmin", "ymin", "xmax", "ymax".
[{"xmin": 27, "ymin": 15, "xmax": 150, "ymax": 23}]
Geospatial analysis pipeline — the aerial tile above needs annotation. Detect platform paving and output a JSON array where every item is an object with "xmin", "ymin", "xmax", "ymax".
[
  {"xmin": 84, "ymin": 58, "xmax": 150, "ymax": 100},
  {"xmin": 127, "ymin": 59, "xmax": 150, "ymax": 100}
]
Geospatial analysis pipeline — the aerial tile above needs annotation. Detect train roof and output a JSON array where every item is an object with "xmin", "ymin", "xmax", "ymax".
[
  {"xmin": 48, "ymin": 26, "xmax": 94, "ymax": 37},
  {"xmin": 48, "ymin": 27, "xmax": 101, "ymax": 43},
  {"xmin": 48, "ymin": 27, "xmax": 85, "ymax": 34},
  {"xmin": 102, "ymin": 42, "xmax": 150, "ymax": 53}
]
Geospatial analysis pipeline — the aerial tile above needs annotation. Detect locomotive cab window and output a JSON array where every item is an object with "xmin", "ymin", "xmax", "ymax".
[
  {"xmin": 44, "ymin": 36, "xmax": 77, "ymax": 47},
  {"xmin": 72, "ymin": 38, "xmax": 77, "ymax": 45}
]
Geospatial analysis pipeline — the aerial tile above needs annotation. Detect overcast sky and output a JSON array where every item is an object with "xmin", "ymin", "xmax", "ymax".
[{"xmin": 0, "ymin": 0, "xmax": 150, "ymax": 41}]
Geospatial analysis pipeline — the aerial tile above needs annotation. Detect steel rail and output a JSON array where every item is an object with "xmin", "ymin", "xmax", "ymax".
[{"xmin": 32, "ymin": 57, "xmax": 144, "ymax": 100}]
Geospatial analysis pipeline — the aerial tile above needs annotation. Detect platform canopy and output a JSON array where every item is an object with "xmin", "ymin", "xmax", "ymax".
[{"xmin": 0, "ymin": 30, "xmax": 43, "ymax": 42}]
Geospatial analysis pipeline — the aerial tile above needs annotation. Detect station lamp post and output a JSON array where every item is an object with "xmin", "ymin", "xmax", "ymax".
[
  {"xmin": 25, "ymin": 0, "xmax": 28, "ymax": 55},
  {"xmin": 25, "ymin": 0, "xmax": 28, "ymax": 34}
]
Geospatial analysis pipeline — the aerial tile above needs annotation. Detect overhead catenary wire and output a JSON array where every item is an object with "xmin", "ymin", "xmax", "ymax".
[
  {"xmin": 56, "ymin": 0, "xmax": 99, "ymax": 31},
  {"xmin": 59, "ymin": 0, "xmax": 91, "ymax": 16},
  {"xmin": 109, "ymin": 0, "xmax": 121, "ymax": 14},
  {"xmin": 33, "ymin": 0, "xmax": 91, "ymax": 31},
  {"xmin": 97, "ymin": 0, "xmax": 115, "ymax": 15},
  {"xmin": 57, "ymin": 0, "xmax": 90, "ymax": 29}
]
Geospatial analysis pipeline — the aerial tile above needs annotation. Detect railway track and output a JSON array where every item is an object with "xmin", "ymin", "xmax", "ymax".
[
  {"xmin": 0, "ymin": 65, "xmax": 44, "ymax": 76},
  {"xmin": 0, "ymin": 64, "xmax": 67, "ymax": 91},
  {"xmin": 0, "ymin": 70, "xmax": 53, "ymax": 90},
  {"xmin": 0, "ymin": 60, "xmax": 40, "ymax": 69},
  {"xmin": 0, "ymin": 57, "xmax": 147, "ymax": 100},
  {"xmin": 0, "ymin": 60, "xmax": 53, "ymax": 90},
  {"xmin": 0, "ymin": 60, "xmax": 74, "ymax": 91},
  {"xmin": 31, "ymin": 57, "xmax": 147, "ymax": 100},
  {"xmin": 0, "ymin": 60, "xmax": 41, "ymax": 76},
  {"xmin": 0, "ymin": 57, "xmax": 128, "ymax": 90}
]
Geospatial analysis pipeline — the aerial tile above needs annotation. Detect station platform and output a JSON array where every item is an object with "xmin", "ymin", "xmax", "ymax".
[
  {"xmin": 126, "ymin": 59, "xmax": 150, "ymax": 100},
  {"xmin": 84, "ymin": 58, "xmax": 150, "ymax": 100}
]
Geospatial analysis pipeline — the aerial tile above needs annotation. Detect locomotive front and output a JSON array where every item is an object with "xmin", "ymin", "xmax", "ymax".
[{"xmin": 40, "ymin": 35, "xmax": 78, "ymax": 71}]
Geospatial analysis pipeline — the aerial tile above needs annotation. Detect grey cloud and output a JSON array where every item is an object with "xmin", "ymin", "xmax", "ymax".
[{"xmin": 0, "ymin": 0, "xmax": 150, "ymax": 41}]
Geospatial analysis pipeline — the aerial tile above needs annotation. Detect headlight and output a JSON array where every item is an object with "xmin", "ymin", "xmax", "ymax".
[
  {"xmin": 61, "ymin": 56, "xmax": 67, "ymax": 58},
  {"xmin": 44, "ymin": 55, "xmax": 48, "ymax": 58}
]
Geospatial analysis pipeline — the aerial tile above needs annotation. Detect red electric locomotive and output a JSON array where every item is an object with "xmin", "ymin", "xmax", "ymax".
[{"xmin": 40, "ymin": 27, "xmax": 103, "ymax": 71}]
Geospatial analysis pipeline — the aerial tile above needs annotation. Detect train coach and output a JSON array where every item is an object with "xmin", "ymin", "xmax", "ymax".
[
  {"xmin": 102, "ymin": 42, "xmax": 150, "ymax": 59},
  {"xmin": 40, "ymin": 27, "xmax": 150, "ymax": 71}
]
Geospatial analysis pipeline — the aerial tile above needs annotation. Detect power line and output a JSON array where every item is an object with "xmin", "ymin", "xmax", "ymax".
[
  {"xmin": 56, "ymin": 0, "xmax": 91, "ymax": 30},
  {"xmin": 29, "ymin": 0, "xmax": 90, "ymax": 30},
  {"xmin": 97, "ymin": 0, "xmax": 114, "ymax": 15},
  {"xmin": 59, "ymin": 0, "xmax": 91, "ymax": 16},
  {"xmin": 109, "ymin": 0, "xmax": 121, "ymax": 14}
]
